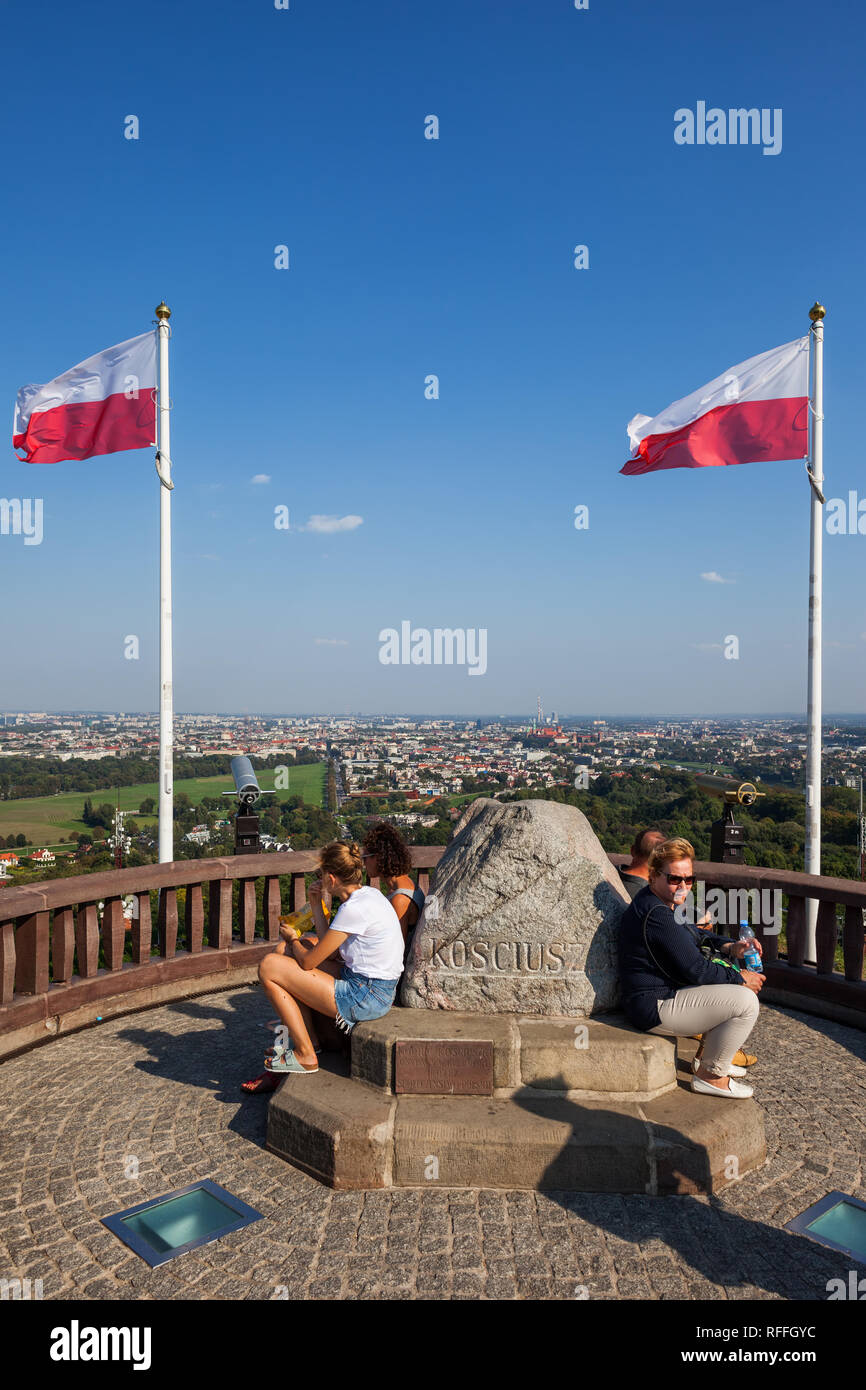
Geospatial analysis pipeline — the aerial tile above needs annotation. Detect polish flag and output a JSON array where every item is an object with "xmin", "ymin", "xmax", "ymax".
[
  {"xmin": 622, "ymin": 336, "xmax": 810, "ymax": 475},
  {"xmin": 13, "ymin": 332, "xmax": 156, "ymax": 464}
]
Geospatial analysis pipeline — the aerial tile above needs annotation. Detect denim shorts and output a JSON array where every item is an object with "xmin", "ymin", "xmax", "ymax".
[{"xmin": 334, "ymin": 966, "xmax": 399, "ymax": 1033}]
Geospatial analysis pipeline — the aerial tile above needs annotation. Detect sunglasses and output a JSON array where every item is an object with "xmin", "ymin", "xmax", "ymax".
[{"xmin": 665, "ymin": 874, "xmax": 694, "ymax": 886}]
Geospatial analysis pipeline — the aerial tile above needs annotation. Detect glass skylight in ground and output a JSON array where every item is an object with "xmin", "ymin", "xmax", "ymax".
[
  {"xmin": 784, "ymin": 1191, "xmax": 866, "ymax": 1262},
  {"xmin": 102, "ymin": 1180, "xmax": 263, "ymax": 1268}
]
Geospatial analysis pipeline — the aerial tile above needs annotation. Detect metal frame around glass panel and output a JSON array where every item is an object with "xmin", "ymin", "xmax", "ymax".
[
  {"xmin": 783, "ymin": 1189, "xmax": 866, "ymax": 1262},
  {"xmin": 101, "ymin": 1179, "xmax": 264, "ymax": 1268}
]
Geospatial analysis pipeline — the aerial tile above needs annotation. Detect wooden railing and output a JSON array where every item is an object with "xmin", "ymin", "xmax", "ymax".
[
  {"xmin": 0, "ymin": 848, "xmax": 444, "ymax": 1048},
  {"xmin": 1, "ymin": 848, "xmax": 864, "ymax": 1051}
]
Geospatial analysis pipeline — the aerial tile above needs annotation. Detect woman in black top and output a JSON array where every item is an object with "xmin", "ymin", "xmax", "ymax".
[{"xmin": 617, "ymin": 837, "xmax": 764, "ymax": 1098}]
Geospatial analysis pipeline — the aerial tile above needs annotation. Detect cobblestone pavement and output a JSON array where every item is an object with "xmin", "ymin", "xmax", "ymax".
[{"xmin": 1, "ymin": 986, "xmax": 864, "ymax": 1301}]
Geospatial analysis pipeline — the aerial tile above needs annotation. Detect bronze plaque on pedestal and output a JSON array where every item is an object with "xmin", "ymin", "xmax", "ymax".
[{"xmin": 394, "ymin": 1039, "xmax": 494, "ymax": 1095}]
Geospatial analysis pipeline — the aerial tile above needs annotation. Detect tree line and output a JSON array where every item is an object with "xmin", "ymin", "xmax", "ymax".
[
  {"xmin": 500, "ymin": 772, "xmax": 861, "ymax": 879},
  {"xmin": 0, "ymin": 749, "xmax": 323, "ymax": 801}
]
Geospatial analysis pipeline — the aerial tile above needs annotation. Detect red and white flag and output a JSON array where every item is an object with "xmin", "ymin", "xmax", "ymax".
[
  {"xmin": 622, "ymin": 336, "xmax": 810, "ymax": 475},
  {"xmin": 13, "ymin": 332, "xmax": 156, "ymax": 464}
]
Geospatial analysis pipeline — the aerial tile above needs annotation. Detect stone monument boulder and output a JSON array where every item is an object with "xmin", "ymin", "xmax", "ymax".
[{"xmin": 401, "ymin": 797, "xmax": 630, "ymax": 1015}]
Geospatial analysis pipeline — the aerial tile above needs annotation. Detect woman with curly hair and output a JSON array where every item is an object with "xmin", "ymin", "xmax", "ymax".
[
  {"xmin": 361, "ymin": 821, "xmax": 426, "ymax": 946},
  {"xmin": 253, "ymin": 839, "xmax": 404, "ymax": 1076}
]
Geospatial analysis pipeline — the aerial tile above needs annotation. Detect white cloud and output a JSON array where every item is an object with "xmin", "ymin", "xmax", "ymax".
[
  {"xmin": 302, "ymin": 514, "xmax": 363, "ymax": 534},
  {"xmin": 315, "ymin": 637, "xmax": 349, "ymax": 646},
  {"xmin": 700, "ymin": 571, "xmax": 734, "ymax": 584},
  {"xmin": 250, "ymin": 473, "xmax": 271, "ymax": 485}
]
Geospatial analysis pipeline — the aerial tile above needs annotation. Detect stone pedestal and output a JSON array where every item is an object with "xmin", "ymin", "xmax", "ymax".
[
  {"xmin": 266, "ymin": 1008, "xmax": 766, "ymax": 1194},
  {"xmin": 266, "ymin": 798, "xmax": 766, "ymax": 1194}
]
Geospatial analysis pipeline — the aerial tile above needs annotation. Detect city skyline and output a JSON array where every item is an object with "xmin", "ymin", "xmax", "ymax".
[{"xmin": 2, "ymin": 708, "xmax": 866, "ymax": 720}]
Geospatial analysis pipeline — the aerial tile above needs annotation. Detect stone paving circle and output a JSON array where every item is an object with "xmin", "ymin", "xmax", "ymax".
[{"xmin": 0, "ymin": 985, "xmax": 864, "ymax": 1300}]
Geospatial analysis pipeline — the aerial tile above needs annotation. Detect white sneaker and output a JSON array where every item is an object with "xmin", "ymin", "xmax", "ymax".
[
  {"xmin": 693, "ymin": 1056, "xmax": 748, "ymax": 1078},
  {"xmin": 691, "ymin": 1075, "xmax": 753, "ymax": 1098}
]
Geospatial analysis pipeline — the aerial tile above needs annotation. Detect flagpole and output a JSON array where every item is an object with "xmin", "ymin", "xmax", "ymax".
[
  {"xmin": 155, "ymin": 301, "xmax": 174, "ymax": 864},
  {"xmin": 804, "ymin": 301, "xmax": 825, "ymax": 961}
]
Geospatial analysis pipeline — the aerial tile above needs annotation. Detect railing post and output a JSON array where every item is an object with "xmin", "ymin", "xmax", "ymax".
[
  {"xmin": 238, "ymin": 879, "xmax": 257, "ymax": 944},
  {"xmin": 75, "ymin": 903, "xmax": 100, "ymax": 978},
  {"xmin": 158, "ymin": 888, "xmax": 178, "ymax": 959},
  {"xmin": 843, "ymin": 905, "xmax": 865, "ymax": 983},
  {"xmin": 15, "ymin": 912, "xmax": 50, "ymax": 995},
  {"xmin": 815, "ymin": 900, "xmax": 839, "ymax": 976},
  {"xmin": 290, "ymin": 873, "xmax": 307, "ymax": 911},
  {"xmin": 786, "ymin": 896, "xmax": 806, "ymax": 967},
  {"xmin": 102, "ymin": 897, "xmax": 126, "ymax": 972},
  {"xmin": 756, "ymin": 912, "xmax": 779, "ymax": 963},
  {"xmin": 131, "ymin": 893, "xmax": 152, "ymax": 966},
  {"xmin": 263, "ymin": 877, "xmax": 281, "ymax": 942},
  {"xmin": 208, "ymin": 879, "xmax": 232, "ymax": 950},
  {"xmin": 0, "ymin": 921, "xmax": 15, "ymax": 1006},
  {"xmin": 185, "ymin": 884, "xmax": 204, "ymax": 954},
  {"xmin": 52, "ymin": 907, "xmax": 76, "ymax": 983}
]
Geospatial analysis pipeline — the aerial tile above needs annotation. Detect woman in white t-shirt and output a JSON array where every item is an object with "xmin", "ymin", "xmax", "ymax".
[{"xmin": 257, "ymin": 840, "xmax": 404, "ymax": 1074}]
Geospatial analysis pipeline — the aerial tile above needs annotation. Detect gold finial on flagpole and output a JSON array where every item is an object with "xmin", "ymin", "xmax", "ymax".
[
  {"xmin": 155, "ymin": 301, "xmax": 171, "ymax": 320},
  {"xmin": 809, "ymin": 302, "xmax": 825, "ymax": 321}
]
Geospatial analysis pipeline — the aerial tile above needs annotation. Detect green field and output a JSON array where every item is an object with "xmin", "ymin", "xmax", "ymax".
[{"xmin": 0, "ymin": 763, "xmax": 326, "ymax": 847}]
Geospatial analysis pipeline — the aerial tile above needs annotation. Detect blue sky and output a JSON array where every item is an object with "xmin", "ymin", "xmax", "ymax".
[{"xmin": 1, "ymin": 0, "xmax": 864, "ymax": 716}]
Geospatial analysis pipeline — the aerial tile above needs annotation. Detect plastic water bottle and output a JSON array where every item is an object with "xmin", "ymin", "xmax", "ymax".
[{"xmin": 739, "ymin": 920, "xmax": 763, "ymax": 972}]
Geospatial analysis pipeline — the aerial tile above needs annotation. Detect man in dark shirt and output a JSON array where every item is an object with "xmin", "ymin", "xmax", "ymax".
[{"xmin": 618, "ymin": 828, "xmax": 666, "ymax": 899}]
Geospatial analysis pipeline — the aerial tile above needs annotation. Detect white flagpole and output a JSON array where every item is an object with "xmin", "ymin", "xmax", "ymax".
[
  {"xmin": 804, "ymin": 301, "xmax": 825, "ymax": 960},
  {"xmin": 155, "ymin": 301, "xmax": 174, "ymax": 864}
]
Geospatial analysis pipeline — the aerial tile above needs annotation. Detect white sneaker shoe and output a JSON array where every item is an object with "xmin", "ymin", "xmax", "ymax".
[
  {"xmin": 691, "ymin": 1075, "xmax": 753, "ymax": 1098},
  {"xmin": 693, "ymin": 1056, "xmax": 748, "ymax": 1078}
]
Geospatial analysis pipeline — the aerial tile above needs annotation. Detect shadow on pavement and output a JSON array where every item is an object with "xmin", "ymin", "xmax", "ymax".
[
  {"xmin": 116, "ymin": 987, "xmax": 349, "ymax": 1149},
  {"xmin": 511, "ymin": 1073, "xmax": 866, "ymax": 1301}
]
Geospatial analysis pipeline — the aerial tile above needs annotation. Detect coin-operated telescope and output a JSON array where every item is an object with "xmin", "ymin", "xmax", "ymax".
[
  {"xmin": 710, "ymin": 782, "xmax": 766, "ymax": 864},
  {"xmin": 222, "ymin": 755, "xmax": 276, "ymax": 855}
]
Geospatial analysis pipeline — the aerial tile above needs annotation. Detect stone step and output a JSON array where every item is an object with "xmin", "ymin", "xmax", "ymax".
[
  {"xmin": 266, "ymin": 1068, "xmax": 395, "ymax": 1191},
  {"xmin": 266, "ymin": 1066, "xmax": 766, "ymax": 1194},
  {"xmin": 351, "ymin": 1007, "xmax": 677, "ymax": 1100},
  {"xmin": 392, "ymin": 1093, "xmax": 653, "ymax": 1191}
]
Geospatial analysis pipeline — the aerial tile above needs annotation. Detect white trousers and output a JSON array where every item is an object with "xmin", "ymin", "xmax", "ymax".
[{"xmin": 647, "ymin": 984, "xmax": 759, "ymax": 1077}]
